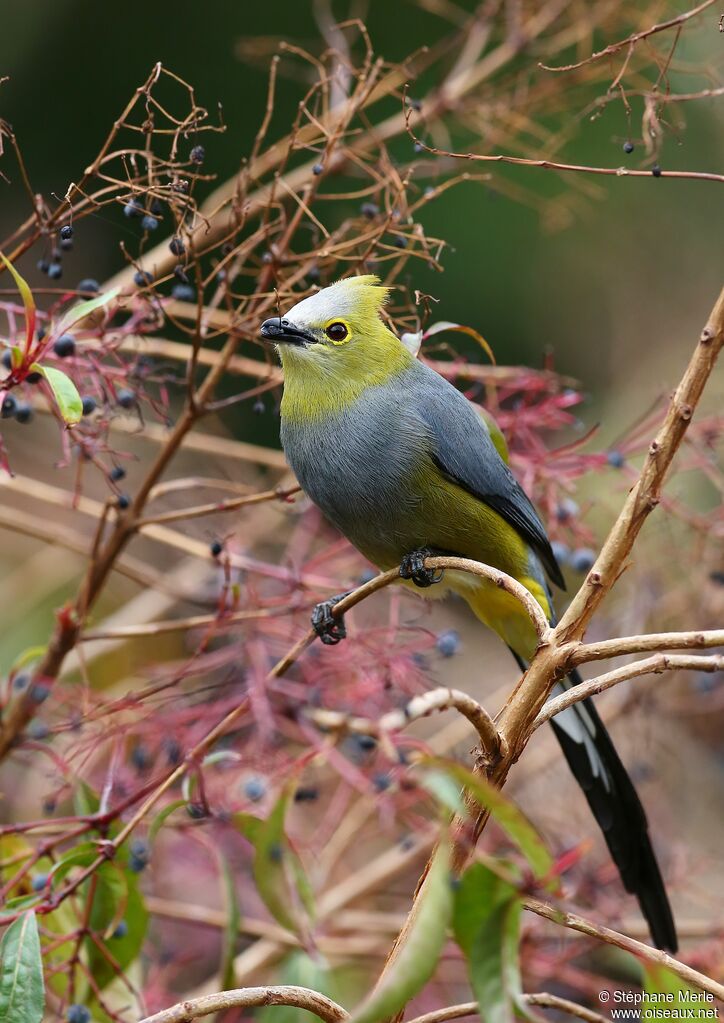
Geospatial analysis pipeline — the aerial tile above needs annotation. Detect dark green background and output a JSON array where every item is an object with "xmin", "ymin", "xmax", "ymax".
[{"xmin": 2, "ymin": 1, "xmax": 723, "ymax": 411}]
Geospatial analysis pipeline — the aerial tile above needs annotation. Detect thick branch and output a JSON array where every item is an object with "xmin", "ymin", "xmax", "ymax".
[
  {"xmin": 308, "ymin": 686, "xmax": 504, "ymax": 765},
  {"xmin": 523, "ymin": 898, "xmax": 724, "ymax": 1002},
  {"xmin": 533, "ymin": 653, "xmax": 724, "ymax": 728},
  {"xmin": 137, "ymin": 986, "xmax": 349, "ymax": 1023},
  {"xmin": 572, "ymin": 629, "xmax": 724, "ymax": 665}
]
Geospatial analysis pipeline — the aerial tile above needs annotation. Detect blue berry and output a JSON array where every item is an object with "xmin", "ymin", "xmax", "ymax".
[
  {"xmin": 30, "ymin": 683, "xmax": 51, "ymax": 704},
  {"xmin": 373, "ymin": 773, "xmax": 391, "ymax": 792},
  {"xmin": 77, "ymin": 279, "xmax": 99, "ymax": 294},
  {"xmin": 361, "ymin": 202, "xmax": 379, "ymax": 219},
  {"xmin": 123, "ymin": 199, "xmax": 143, "ymax": 218},
  {"xmin": 47, "ymin": 263, "xmax": 62, "ymax": 280},
  {"xmin": 570, "ymin": 547, "xmax": 597, "ymax": 573},
  {"xmin": 169, "ymin": 237, "xmax": 185, "ymax": 256},
  {"xmin": 186, "ymin": 802, "xmax": 206, "ymax": 819},
  {"xmin": 164, "ymin": 738, "xmax": 182, "ymax": 765},
  {"xmin": 60, "ymin": 236, "xmax": 73, "ymax": 252},
  {"xmin": 129, "ymin": 839, "xmax": 149, "ymax": 872},
  {"xmin": 81, "ymin": 396, "xmax": 97, "ymax": 416},
  {"xmin": 26, "ymin": 370, "xmax": 42, "ymax": 383},
  {"xmin": 556, "ymin": 498, "xmax": 579, "ymax": 522},
  {"xmin": 243, "ymin": 777, "xmax": 267, "ymax": 802},
  {"xmin": 312, "ymin": 163, "xmax": 324, "ymax": 175},
  {"xmin": 652, "ymin": 165, "xmax": 662, "ymax": 177},
  {"xmin": 14, "ymin": 402, "xmax": 33, "ymax": 424},
  {"xmin": 60, "ymin": 225, "xmax": 73, "ymax": 240},
  {"xmin": 1, "ymin": 394, "xmax": 17, "ymax": 419},
  {"xmin": 131, "ymin": 743, "xmax": 150, "ymax": 771},
  {"xmin": 117, "ymin": 388, "xmax": 136, "ymax": 409},
  {"xmin": 293, "ymin": 786, "xmax": 319, "ymax": 802},
  {"xmin": 28, "ymin": 721, "xmax": 50, "ymax": 740},
  {"xmin": 551, "ymin": 541, "xmax": 570, "ymax": 566},
  {"xmin": 173, "ymin": 264, "xmax": 189, "ymax": 282},
  {"xmin": 37, "ymin": 259, "xmax": 50, "ymax": 274},
  {"xmin": 1, "ymin": 350, "xmax": 12, "ymax": 369},
  {"xmin": 141, "ymin": 215, "xmax": 158, "ymax": 231},
  {"xmin": 67, "ymin": 1006, "xmax": 91, "ymax": 1023},
  {"xmin": 117, "ymin": 493, "xmax": 130, "ymax": 510},
  {"xmin": 53, "ymin": 334, "xmax": 76, "ymax": 358},
  {"xmin": 110, "ymin": 465, "xmax": 126, "ymax": 481},
  {"xmin": 12, "ymin": 673, "xmax": 29, "ymax": 691},
  {"xmin": 607, "ymin": 450, "xmax": 625, "ymax": 468},
  {"xmin": 356, "ymin": 734, "xmax": 377, "ymax": 751},
  {"xmin": 436, "ymin": 629, "xmax": 461, "ymax": 657},
  {"xmin": 112, "ymin": 919, "xmax": 128, "ymax": 938},
  {"xmin": 623, "ymin": 141, "xmax": 634, "ymax": 154},
  {"xmin": 307, "ymin": 266, "xmax": 320, "ymax": 282},
  {"xmin": 133, "ymin": 270, "xmax": 152, "ymax": 287},
  {"xmin": 253, "ymin": 398, "xmax": 265, "ymax": 414},
  {"xmin": 31, "ymin": 873, "xmax": 49, "ymax": 891},
  {"xmin": 150, "ymin": 198, "xmax": 163, "ymax": 215},
  {"xmin": 189, "ymin": 145, "xmax": 205, "ymax": 164},
  {"xmin": 392, "ymin": 235, "xmax": 407, "ymax": 248},
  {"xmin": 171, "ymin": 283, "xmax": 195, "ymax": 302},
  {"xmin": 413, "ymin": 142, "xmax": 424, "ymax": 154},
  {"xmin": 210, "ymin": 539, "xmax": 223, "ymax": 557}
]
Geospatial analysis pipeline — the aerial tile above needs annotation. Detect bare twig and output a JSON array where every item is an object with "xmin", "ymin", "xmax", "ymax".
[
  {"xmin": 533, "ymin": 652, "xmax": 724, "ymax": 728},
  {"xmin": 523, "ymin": 898, "xmax": 724, "ymax": 1002},
  {"xmin": 137, "ymin": 985, "xmax": 349, "ymax": 1023}
]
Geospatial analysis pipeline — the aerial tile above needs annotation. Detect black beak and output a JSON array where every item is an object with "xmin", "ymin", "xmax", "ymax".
[{"xmin": 259, "ymin": 317, "xmax": 317, "ymax": 346}]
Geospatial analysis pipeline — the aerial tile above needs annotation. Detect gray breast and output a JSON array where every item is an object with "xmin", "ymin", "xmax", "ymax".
[{"xmin": 280, "ymin": 379, "xmax": 427, "ymax": 559}]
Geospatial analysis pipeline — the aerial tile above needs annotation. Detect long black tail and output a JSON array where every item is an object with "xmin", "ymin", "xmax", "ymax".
[{"xmin": 510, "ymin": 651, "xmax": 677, "ymax": 951}]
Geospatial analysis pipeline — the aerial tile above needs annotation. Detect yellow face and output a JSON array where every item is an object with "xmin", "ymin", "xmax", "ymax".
[
  {"xmin": 259, "ymin": 275, "xmax": 413, "ymax": 418},
  {"xmin": 259, "ymin": 275, "xmax": 390, "ymax": 355}
]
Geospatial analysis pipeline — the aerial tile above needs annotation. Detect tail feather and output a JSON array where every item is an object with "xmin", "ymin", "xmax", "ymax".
[{"xmin": 510, "ymin": 650, "xmax": 677, "ymax": 951}]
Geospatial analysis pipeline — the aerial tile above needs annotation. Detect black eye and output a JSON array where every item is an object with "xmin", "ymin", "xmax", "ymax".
[{"xmin": 325, "ymin": 322, "xmax": 348, "ymax": 343}]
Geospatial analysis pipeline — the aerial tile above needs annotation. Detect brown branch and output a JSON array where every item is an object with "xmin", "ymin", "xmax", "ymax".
[
  {"xmin": 539, "ymin": 0, "xmax": 717, "ymax": 73},
  {"xmin": 407, "ymin": 996, "xmax": 610, "ymax": 1023},
  {"xmin": 377, "ymin": 284, "xmax": 724, "ymax": 1001},
  {"xmin": 307, "ymin": 686, "xmax": 505, "ymax": 764},
  {"xmin": 405, "ymin": 118, "xmax": 724, "ymax": 184},
  {"xmin": 572, "ymin": 628, "xmax": 724, "ymax": 665},
  {"xmin": 137, "ymin": 985, "xmax": 349, "ymax": 1023},
  {"xmin": 523, "ymin": 898, "xmax": 724, "ymax": 1002},
  {"xmin": 533, "ymin": 653, "xmax": 724, "ymax": 728}
]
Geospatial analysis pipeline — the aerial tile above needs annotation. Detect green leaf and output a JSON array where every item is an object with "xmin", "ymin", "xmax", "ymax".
[
  {"xmin": 349, "ymin": 842, "xmax": 453, "ymax": 1023},
  {"xmin": 218, "ymin": 854, "xmax": 240, "ymax": 990},
  {"xmin": 31, "ymin": 364, "xmax": 82, "ymax": 425},
  {"xmin": 0, "ymin": 253, "xmax": 36, "ymax": 354},
  {"xmin": 259, "ymin": 952, "xmax": 340, "ymax": 1023},
  {"xmin": 86, "ymin": 863, "xmax": 147, "ymax": 992},
  {"xmin": 49, "ymin": 843, "xmax": 100, "ymax": 890},
  {"xmin": 235, "ymin": 792, "xmax": 315, "ymax": 937},
  {"xmin": 8, "ymin": 647, "xmax": 46, "ymax": 675},
  {"xmin": 422, "ymin": 760, "xmax": 555, "ymax": 886},
  {"xmin": 73, "ymin": 781, "xmax": 101, "ymax": 817},
  {"xmin": 54, "ymin": 287, "xmax": 119, "ymax": 338},
  {"xmin": 642, "ymin": 964, "xmax": 712, "ymax": 1016},
  {"xmin": 149, "ymin": 799, "xmax": 187, "ymax": 842},
  {"xmin": 453, "ymin": 862, "xmax": 523, "ymax": 1023},
  {"xmin": 0, "ymin": 911, "xmax": 44, "ymax": 1023}
]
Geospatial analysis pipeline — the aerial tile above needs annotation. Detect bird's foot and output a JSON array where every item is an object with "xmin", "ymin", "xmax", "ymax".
[
  {"xmin": 311, "ymin": 591, "xmax": 351, "ymax": 646},
  {"xmin": 399, "ymin": 548, "xmax": 444, "ymax": 588}
]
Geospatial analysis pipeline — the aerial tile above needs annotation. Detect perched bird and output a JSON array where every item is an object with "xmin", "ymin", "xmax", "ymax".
[{"xmin": 260, "ymin": 275, "xmax": 677, "ymax": 951}]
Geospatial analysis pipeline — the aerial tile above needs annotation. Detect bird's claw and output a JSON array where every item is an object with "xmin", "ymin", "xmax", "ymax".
[
  {"xmin": 311, "ymin": 592, "xmax": 350, "ymax": 646},
  {"xmin": 399, "ymin": 548, "xmax": 443, "ymax": 588}
]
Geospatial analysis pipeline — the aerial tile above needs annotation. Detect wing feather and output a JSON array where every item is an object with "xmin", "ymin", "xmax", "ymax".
[{"xmin": 412, "ymin": 363, "xmax": 565, "ymax": 588}]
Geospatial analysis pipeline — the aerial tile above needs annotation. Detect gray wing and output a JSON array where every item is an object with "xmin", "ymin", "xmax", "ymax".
[{"xmin": 411, "ymin": 361, "xmax": 565, "ymax": 589}]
